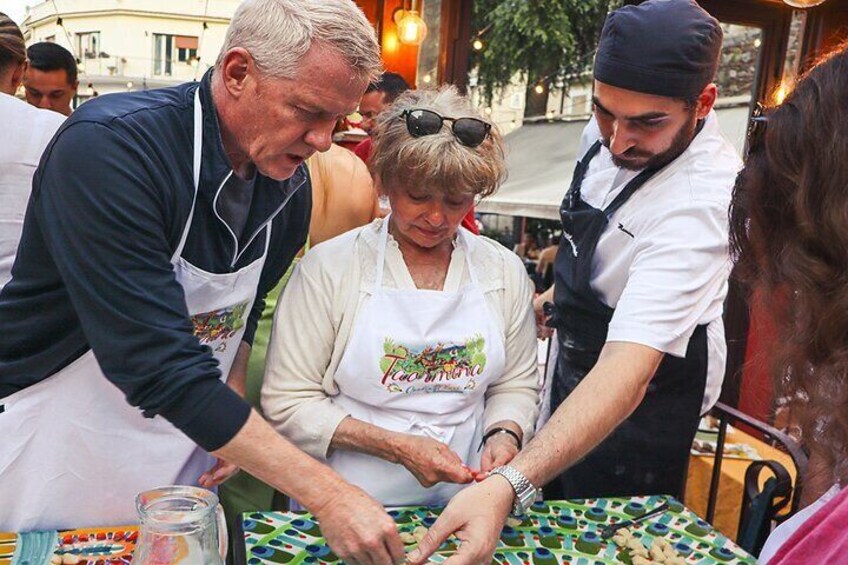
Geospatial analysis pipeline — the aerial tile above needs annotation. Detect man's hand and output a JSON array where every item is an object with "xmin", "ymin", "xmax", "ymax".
[
  {"xmin": 479, "ymin": 433, "xmax": 519, "ymax": 477},
  {"xmin": 394, "ymin": 435, "xmax": 475, "ymax": 487},
  {"xmin": 407, "ymin": 476, "xmax": 513, "ymax": 565},
  {"xmin": 311, "ymin": 483, "xmax": 406, "ymax": 565},
  {"xmin": 198, "ymin": 458, "xmax": 240, "ymax": 488}
]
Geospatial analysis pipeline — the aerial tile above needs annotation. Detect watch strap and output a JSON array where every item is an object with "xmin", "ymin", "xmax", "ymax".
[{"xmin": 490, "ymin": 465, "xmax": 537, "ymax": 515}]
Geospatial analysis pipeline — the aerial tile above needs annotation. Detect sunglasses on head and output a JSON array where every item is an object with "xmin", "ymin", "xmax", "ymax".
[{"xmin": 400, "ymin": 108, "xmax": 491, "ymax": 148}]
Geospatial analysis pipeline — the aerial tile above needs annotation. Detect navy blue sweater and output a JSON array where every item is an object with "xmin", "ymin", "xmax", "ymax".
[{"xmin": 0, "ymin": 71, "xmax": 310, "ymax": 451}]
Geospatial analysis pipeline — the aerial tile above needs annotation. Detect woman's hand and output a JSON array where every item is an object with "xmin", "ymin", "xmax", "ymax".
[
  {"xmin": 479, "ymin": 433, "xmax": 520, "ymax": 477},
  {"xmin": 393, "ymin": 434, "xmax": 475, "ymax": 487},
  {"xmin": 198, "ymin": 458, "xmax": 240, "ymax": 488}
]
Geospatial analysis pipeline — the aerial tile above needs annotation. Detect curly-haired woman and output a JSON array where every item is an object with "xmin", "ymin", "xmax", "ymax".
[{"xmin": 730, "ymin": 42, "xmax": 848, "ymax": 563}]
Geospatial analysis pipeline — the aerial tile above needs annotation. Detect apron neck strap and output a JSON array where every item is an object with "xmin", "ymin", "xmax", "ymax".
[
  {"xmin": 374, "ymin": 215, "xmax": 479, "ymax": 293},
  {"xmin": 565, "ymin": 140, "xmax": 603, "ymax": 211},
  {"xmin": 171, "ymin": 87, "xmax": 204, "ymax": 263}
]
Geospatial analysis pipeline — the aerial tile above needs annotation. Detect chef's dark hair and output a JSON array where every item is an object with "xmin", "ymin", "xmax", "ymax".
[
  {"xmin": 730, "ymin": 40, "xmax": 848, "ymax": 488},
  {"xmin": 27, "ymin": 42, "xmax": 78, "ymax": 84}
]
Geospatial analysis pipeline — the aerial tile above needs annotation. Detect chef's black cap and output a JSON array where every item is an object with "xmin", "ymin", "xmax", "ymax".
[{"xmin": 593, "ymin": 0, "xmax": 722, "ymax": 99}]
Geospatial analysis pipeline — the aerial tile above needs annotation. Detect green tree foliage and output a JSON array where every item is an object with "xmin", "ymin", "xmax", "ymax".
[{"xmin": 472, "ymin": 0, "xmax": 622, "ymax": 115}]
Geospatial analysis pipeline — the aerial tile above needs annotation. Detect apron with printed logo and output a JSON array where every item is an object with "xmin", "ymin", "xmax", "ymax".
[
  {"xmin": 0, "ymin": 89, "xmax": 271, "ymax": 531},
  {"xmin": 328, "ymin": 218, "xmax": 505, "ymax": 506}
]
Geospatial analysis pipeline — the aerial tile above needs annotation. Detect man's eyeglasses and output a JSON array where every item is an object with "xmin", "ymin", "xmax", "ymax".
[
  {"xmin": 746, "ymin": 102, "xmax": 768, "ymax": 157},
  {"xmin": 400, "ymin": 109, "xmax": 492, "ymax": 148}
]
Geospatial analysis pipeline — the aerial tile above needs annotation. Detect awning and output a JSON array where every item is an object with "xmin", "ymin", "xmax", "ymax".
[
  {"xmin": 477, "ymin": 105, "xmax": 750, "ymax": 220},
  {"xmin": 175, "ymin": 36, "xmax": 198, "ymax": 50}
]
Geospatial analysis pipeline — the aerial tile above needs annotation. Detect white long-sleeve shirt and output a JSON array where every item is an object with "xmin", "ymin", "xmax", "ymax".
[
  {"xmin": 0, "ymin": 92, "xmax": 64, "ymax": 289},
  {"xmin": 261, "ymin": 218, "xmax": 540, "ymax": 459}
]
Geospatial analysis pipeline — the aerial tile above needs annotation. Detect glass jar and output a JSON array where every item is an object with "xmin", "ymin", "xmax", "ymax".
[{"xmin": 134, "ymin": 486, "xmax": 227, "ymax": 565}]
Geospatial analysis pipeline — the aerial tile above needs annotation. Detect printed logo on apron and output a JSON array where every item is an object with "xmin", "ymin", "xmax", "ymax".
[
  {"xmin": 192, "ymin": 301, "xmax": 250, "ymax": 353},
  {"xmin": 380, "ymin": 335, "xmax": 486, "ymax": 394}
]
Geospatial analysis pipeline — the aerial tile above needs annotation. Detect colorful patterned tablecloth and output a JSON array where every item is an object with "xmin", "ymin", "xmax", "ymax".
[
  {"xmin": 0, "ymin": 526, "xmax": 138, "ymax": 564},
  {"xmin": 237, "ymin": 496, "xmax": 756, "ymax": 565}
]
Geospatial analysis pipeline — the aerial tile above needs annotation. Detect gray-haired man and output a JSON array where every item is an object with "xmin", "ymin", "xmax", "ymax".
[{"xmin": 0, "ymin": 1, "xmax": 405, "ymax": 562}]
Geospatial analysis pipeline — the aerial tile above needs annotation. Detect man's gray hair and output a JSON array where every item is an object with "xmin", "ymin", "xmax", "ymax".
[{"xmin": 216, "ymin": 0, "xmax": 382, "ymax": 82}]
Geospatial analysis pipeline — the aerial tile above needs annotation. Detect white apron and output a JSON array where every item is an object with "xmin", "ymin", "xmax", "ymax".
[
  {"xmin": 328, "ymin": 218, "xmax": 506, "ymax": 506},
  {"xmin": 0, "ymin": 89, "xmax": 270, "ymax": 532}
]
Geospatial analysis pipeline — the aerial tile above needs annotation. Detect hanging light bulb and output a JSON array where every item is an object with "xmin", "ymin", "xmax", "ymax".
[
  {"xmin": 534, "ymin": 84, "xmax": 545, "ymax": 95},
  {"xmin": 472, "ymin": 39, "xmax": 484, "ymax": 51},
  {"xmin": 396, "ymin": 2, "xmax": 428, "ymax": 46},
  {"xmin": 782, "ymin": 0, "xmax": 827, "ymax": 7}
]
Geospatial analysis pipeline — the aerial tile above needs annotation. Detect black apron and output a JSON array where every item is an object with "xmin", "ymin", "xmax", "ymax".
[{"xmin": 545, "ymin": 140, "xmax": 708, "ymax": 501}]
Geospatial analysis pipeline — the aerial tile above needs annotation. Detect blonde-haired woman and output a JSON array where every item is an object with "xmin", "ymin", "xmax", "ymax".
[{"xmin": 262, "ymin": 86, "xmax": 539, "ymax": 506}]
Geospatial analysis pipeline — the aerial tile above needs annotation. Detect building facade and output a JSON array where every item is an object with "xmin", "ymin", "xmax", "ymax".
[
  {"xmin": 22, "ymin": 0, "xmax": 239, "ymax": 105},
  {"xmin": 21, "ymin": 0, "xmax": 469, "ymax": 110}
]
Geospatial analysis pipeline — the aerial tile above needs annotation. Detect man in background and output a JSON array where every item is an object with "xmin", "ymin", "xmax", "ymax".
[
  {"xmin": 358, "ymin": 71, "xmax": 410, "ymax": 135},
  {"xmin": 0, "ymin": 14, "xmax": 64, "ymax": 290},
  {"xmin": 353, "ymin": 71, "xmax": 410, "ymax": 162},
  {"xmin": 23, "ymin": 42, "xmax": 78, "ymax": 116}
]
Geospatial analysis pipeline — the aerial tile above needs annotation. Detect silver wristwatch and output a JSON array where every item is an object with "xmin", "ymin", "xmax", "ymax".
[{"xmin": 490, "ymin": 465, "xmax": 537, "ymax": 516}]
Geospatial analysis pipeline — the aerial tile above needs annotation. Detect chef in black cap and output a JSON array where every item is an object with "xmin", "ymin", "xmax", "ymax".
[{"xmin": 407, "ymin": 2, "xmax": 742, "ymax": 563}]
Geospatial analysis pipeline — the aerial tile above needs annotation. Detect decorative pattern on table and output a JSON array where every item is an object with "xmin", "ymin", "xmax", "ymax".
[
  {"xmin": 0, "ymin": 526, "xmax": 138, "ymax": 564},
  {"xmin": 240, "ymin": 496, "xmax": 755, "ymax": 565}
]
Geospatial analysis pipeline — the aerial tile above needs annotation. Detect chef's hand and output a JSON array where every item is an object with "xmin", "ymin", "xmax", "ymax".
[
  {"xmin": 532, "ymin": 294, "xmax": 554, "ymax": 340},
  {"xmin": 479, "ymin": 433, "xmax": 520, "ymax": 478},
  {"xmin": 311, "ymin": 483, "xmax": 405, "ymax": 565},
  {"xmin": 407, "ymin": 476, "xmax": 513, "ymax": 565},
  {"xmin": 394, "ymin": 434, "xmax": 475, "ymax": 487},
  {"xmin": 198, "ymin": 458, "xmax": 240, "ymax": 488}
]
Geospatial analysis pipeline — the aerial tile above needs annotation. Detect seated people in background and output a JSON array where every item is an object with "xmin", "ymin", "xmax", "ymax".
[
  {"xmin": 0, "ymin": 14, "xmax": 65, "ymax": 290},
  {"xmin": 23, "ymin": 42, "xmax": 78, "ymax": 116},
  {"xmin": 261, "ymin": 86, "xmax": 539, "ymax": 506},
  {"xmin": 218, "ymin": 141, "xmax": 379, "ymax": 517},
  {"xmin": 729, "ymin": 43, "xmax": 848, "ymax": 564},
  {"xmin": 513, "ymin": 232, "xmax": 539, "ymax": 260},
  {"xmin": 535, "ymin": 237, "xmax": 558, "ymax": 291}
]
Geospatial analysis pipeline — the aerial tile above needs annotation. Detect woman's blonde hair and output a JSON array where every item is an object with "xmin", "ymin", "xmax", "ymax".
[
  {"xmin": 0, "ymin": 12, "xmax": 25, "ymax": 72},
  {"xmin": 369, "ymin": 85, "xmax": 507, "ymax": 198}
]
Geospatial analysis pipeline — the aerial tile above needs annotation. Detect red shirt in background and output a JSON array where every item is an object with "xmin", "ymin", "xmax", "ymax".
[{"xmin": 352, "ymin": 138, "xmax": 479, "ymax": 235}]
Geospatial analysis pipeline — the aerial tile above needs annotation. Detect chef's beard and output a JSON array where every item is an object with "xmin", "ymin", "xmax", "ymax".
[{"xmin": 606, "ymin": 111, "xmax": 699, "ymax": 172}]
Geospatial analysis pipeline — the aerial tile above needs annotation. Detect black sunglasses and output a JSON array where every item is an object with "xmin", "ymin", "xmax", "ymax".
[
  {"xmin": 400, "ymin": 109, "xmax": 492, "ymax": 148},
  {"xmin": 746, "ymin": 102, "xmax": 768, "ymax": 157}
]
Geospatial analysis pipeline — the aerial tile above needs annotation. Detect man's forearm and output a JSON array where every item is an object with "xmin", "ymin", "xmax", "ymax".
[
  {"xmin": 510, "ymin": 342, "xmax": 663, "ymax": 487},
  {"xmin": 213, "ymin": 410, "xmax": 350, "ymax": 511}
]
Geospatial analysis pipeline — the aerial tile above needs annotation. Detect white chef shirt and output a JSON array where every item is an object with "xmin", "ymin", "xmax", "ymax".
[
  {"xmin": 575, "ymin": 111, "xmax": 742, "ymax": 412},
  {"xmin": 0, "ymin": 92, "xmax": 65, "ymax": 289}
]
